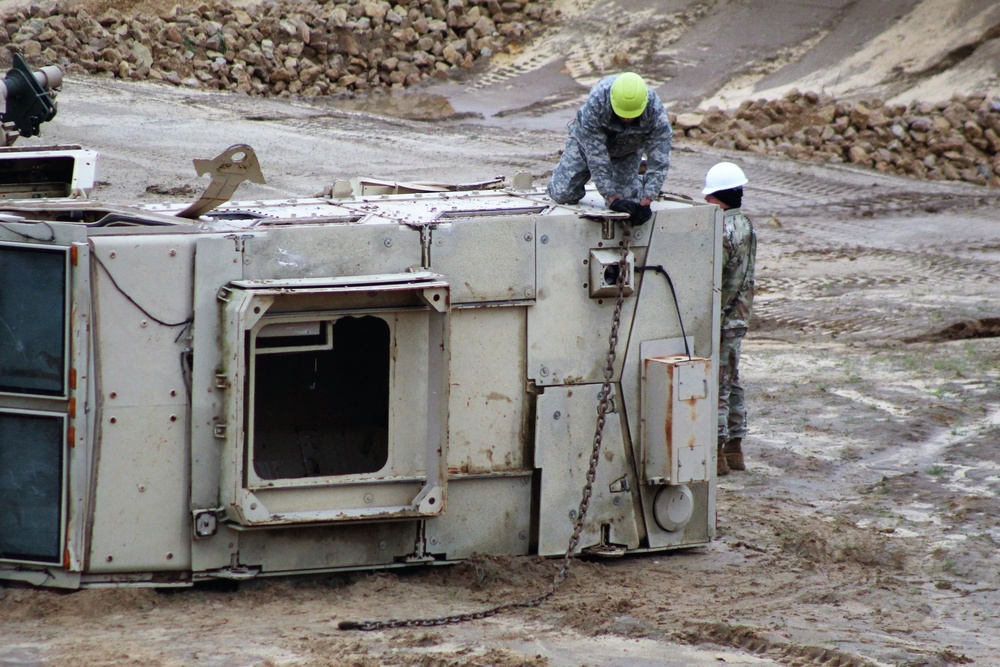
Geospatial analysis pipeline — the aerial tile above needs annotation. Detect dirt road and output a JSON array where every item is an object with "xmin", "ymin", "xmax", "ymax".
[{"xmin": 0, "ymin": 71, "xmax": 998, "ymax": 666}]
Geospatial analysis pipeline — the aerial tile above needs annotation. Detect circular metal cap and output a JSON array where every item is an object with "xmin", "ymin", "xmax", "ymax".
[{"xmin": 652, "ymin": 484, "xmax": 694, "ymax": 532}]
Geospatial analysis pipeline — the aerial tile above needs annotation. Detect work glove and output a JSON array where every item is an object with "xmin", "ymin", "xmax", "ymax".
[
  {"xmin": 632, "ymin": 203, "xmax": 652, "ymax": 226},
  {"xmin": 609, "ymin": 197, "xmax": 638, "ymax": 216},
  {"xmin": 609, "ymin": 198, "xmax": 651, "ymax": 226}
]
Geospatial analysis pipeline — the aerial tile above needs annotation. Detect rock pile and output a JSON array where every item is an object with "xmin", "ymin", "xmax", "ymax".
[
  {"xmin": 2, "ymin": 0, "xmax": 557, "ymax": 96},
  {"xmin": 672, "ymin": 90, "xmax": 1000, "ymax": 188}
]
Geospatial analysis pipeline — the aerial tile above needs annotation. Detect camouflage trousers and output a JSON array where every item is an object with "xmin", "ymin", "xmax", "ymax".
[
  {"xmin": 547, "ymin": 135, "xmax": 644, "ymax": 204},
  {"xmin": 718, "ymin": 329, "xmax": 748, "ymax": 443}
]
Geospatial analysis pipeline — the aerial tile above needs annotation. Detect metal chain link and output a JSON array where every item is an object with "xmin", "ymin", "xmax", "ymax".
[{"xmin": 340, "ymin": 226, "xmax": 634, "ymax": 631}]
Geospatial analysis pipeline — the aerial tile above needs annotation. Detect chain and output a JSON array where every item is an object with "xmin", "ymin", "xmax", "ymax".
[{"xmin": 339, "ymin": 226, "xmax": 634, "ymax": 631}]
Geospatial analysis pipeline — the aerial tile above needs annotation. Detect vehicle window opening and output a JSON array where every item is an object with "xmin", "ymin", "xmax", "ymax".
[
  {"xmin": 0, "ymin": 244, "xmax": 67, "ymax": 396},
  {"xmin": 0, "ymin": 411, "xmax": 64, "ymax": 564},
  {"xmin": 252, "ymin": 315, "xmax": 390, "ymax": 479},
  {"xmin": 0, "ymin": 156, "xmax": 74, "ymax": 199}
]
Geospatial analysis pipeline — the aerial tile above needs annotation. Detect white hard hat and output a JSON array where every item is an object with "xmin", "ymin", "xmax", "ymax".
[{"xmin": 702, "ymin": 162, "xmax": 748, "ymax": 195}]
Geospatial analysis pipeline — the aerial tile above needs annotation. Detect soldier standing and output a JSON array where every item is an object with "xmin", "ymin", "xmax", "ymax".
[
  {"xmin": 547, "ymin": 72, "xmax": 673, "ymax": 225},
  {"xmin": 703, "ymin": 162, "xmax": 756, "ymax": 476}
]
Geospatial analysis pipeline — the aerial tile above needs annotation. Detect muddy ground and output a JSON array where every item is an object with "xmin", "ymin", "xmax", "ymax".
[{"xmin": 2, "ymin": 1, "xmax": 1000, "ymax": 665}]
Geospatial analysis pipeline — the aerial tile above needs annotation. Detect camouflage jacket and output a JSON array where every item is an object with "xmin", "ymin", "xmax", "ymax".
[
  {"xmin": 570, "ymin": 75, "xmax": 673, "ymax": 201},
  {"xmin": 721, "ymin": 208, "xmax": 756, "ymax": 331}
]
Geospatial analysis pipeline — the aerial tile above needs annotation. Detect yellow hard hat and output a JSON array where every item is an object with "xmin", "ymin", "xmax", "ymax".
[{"xmin": 610, "ymin": 72, "xmax": 648, "ymax": 119}]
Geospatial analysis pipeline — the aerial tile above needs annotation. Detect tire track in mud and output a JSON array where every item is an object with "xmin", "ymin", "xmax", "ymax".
[
  {"xmin": 466, "ymin": 0, "xmax": 712, "ymax": 95},
  {"xmin": 677, "ymin": 623, "xmax": 888, "ymax": 667},
  {"xmin": 753, "ymin": 233, "xmax": 1000, "ymax": 339}
]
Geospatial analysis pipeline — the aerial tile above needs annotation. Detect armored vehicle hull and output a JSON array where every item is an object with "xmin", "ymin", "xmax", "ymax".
[{"xmin": 0, "ymin": 146, "xmax": 722, "ymax": 588}]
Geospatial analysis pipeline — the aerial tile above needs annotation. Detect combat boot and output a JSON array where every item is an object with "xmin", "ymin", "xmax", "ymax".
[
  {"xmin": 716, "ymin": 444, "xmax": 730, "ymax": 477},
  {"xmin": 723, "ymin": 438, "xmax": 745, "ymax": 471}
]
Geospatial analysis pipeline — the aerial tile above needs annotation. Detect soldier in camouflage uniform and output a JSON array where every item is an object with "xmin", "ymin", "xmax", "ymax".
[
  {"xmin": 702, "ymin": 162, "xmax": 756, "ymax": 476},
  {"xmin": 547, "ymin": 72, "xmax": 672, "ymax": 221}
]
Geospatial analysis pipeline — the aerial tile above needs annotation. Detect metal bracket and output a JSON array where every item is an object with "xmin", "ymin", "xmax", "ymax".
[
  {"xmin": 419, "ymin": 286, "xmax": 450, "ymax": 313},
  {"xmin": 177, "ymin": 144, "xmax": 266, "ymax": 220},
  {"xmin": 419, "ymin": 224, "xmax": 433, "ymax": 268},
  {"xmin": 210, "ymin": 565, "xmax": 260, "ymax": 581},
  {"xmin": 579, "ymin": 211, "xmax": 629, "ymax": 240},
  {"xmin": 609, "ymin": 476, "xmax": 630, "ymax": 493}
]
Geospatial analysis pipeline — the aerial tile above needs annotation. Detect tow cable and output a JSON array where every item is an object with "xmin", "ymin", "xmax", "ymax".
[{"xmin": 338, "ymin": 226, "xmax": 634, "ymax": 631}]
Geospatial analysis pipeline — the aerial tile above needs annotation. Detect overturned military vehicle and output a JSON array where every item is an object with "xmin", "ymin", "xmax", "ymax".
[{"xmin": 0, "ymin": 65, "xmax": 724, "ymax": 589}]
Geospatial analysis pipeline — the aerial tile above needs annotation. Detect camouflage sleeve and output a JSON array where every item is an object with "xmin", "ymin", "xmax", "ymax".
[
  {"xmin": 640, "ymin": 98, "xmax": 673, "ymax": 200},
  {"xmin": 721, "ymin": 221, "xmax": 734, "ymax": 268},
  {"xmin": 573, "ymin": 91, "xmax": 618, "ymax": 200}
]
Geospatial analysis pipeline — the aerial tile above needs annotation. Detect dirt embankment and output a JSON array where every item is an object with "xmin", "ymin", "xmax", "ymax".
[
  {"xmin": 672, "ymin": 91, "xmax": 1000, "ymax": 188},
  {"xmin": 0, "ymin": 0, "xmax": 558, "ymax": 95}
]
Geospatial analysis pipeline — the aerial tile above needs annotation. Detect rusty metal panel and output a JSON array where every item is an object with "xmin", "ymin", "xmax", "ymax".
[
  {"xmin": 534, "ymin": 385, "xmax": 640, "ymax": 556},
  {"xmin": 89, "ymin": 235, "xmax": 194, "ymax": 408},
  {"xmin": 640, "ymin": 356, "xmax": 713, "ymax": 485},
  {"xmin": 87, "ymin": 405, "xmax": 190, "ymax": 572},
  {"xmin": 528, "ymin": 217, "xmax": 648, "ymax": 387},
  {"xmin": 237, "ymin": 521, "xmax": 420, "ymax": 573},
  {"xmin": 430, "ymin": 216, "xmax": 536, "ymax": 304},
  {"xmin": 189, "ymin": 236, "xmax": 244, "ymax": 573},
  {"xmin": 447, "ymin": 307, "xmax": 527, "ymax": 473},
  {"xmin": 87, "ymin": 235, "xmax": 194, "ymax": 572},
  {"xmin": 620, "ymin": 205, "xmax": 720, "ymax": 452},
  {"xmin": 424, "ymin": 474, "xmax": 532, "ymax": 561},
  {"xmin": 241, "ymin": 223, "xmax": 422, "ymax": 281}
]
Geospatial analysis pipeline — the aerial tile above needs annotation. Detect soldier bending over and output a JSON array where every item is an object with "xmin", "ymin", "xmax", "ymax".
[{"xmin": 547, "ymin": 72, "xmax": 673, "ymax": 225}]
